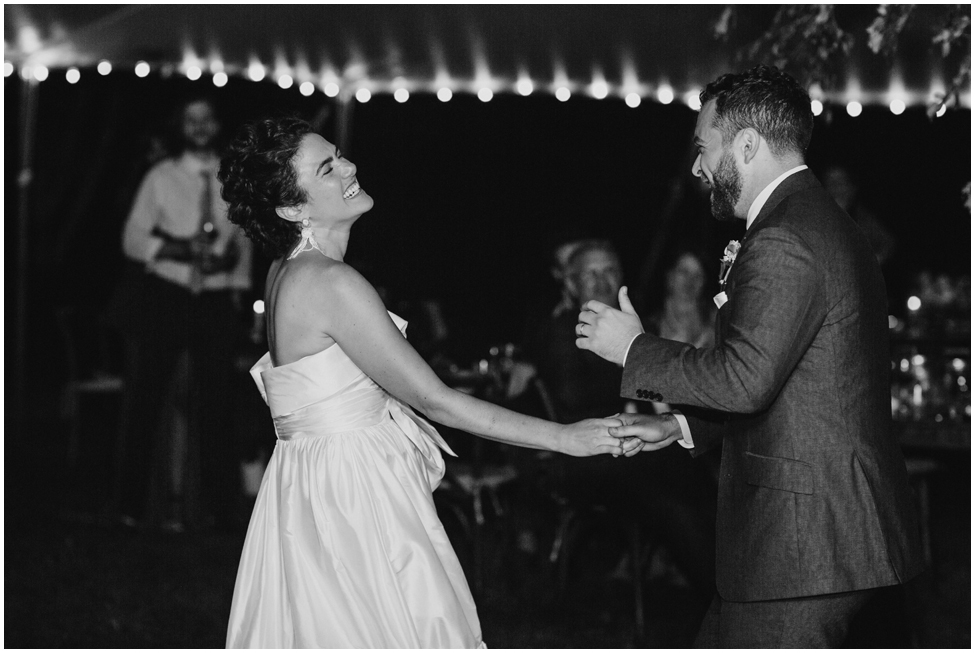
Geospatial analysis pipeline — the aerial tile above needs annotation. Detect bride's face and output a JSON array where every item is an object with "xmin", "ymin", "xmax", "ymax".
[{"xmin": 292, "ymin": 134, "xmax": 373, "ymax": 223}]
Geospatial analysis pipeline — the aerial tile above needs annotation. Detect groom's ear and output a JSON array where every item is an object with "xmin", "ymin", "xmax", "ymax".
[
  {"xmin": 275, "ymin": 205, "xmax": 302, "ymax": 222},
  {"xmin": 738, "ymin": 128, "xmax": 760, "ymax": 165}
]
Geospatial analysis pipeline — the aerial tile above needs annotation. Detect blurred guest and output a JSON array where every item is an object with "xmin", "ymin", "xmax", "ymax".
[
  {"xmin": 517, "ymin": 240, "xmax": 717, "ymax": 602},
  {"xmin": 644, "ymin": 250, "xmax": 716, "ymax": 418},
  {"xmin": 523, "ymin": 240, "xmax": 627, "ymax": 422},
  {"xmin": 821, "ymin": 164, "xmax": 896, "ymax": 266},
  {"xmin": 646, "ymin": 250, "xmax": 716, "ymax": 349},
  {"xmin": 111, "ymin": 94, "xmax": 252, "ymax": 530}
]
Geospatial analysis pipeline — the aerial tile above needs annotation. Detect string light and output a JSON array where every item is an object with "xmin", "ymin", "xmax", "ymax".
[
  {"xmin": 186, "ymin": 65, "xmax": 202, "ymax": 81},
  {"xmin": 889, "ymin": 99, "xmax": 906, "ymax": 115},
  {"xmin": 213, "ymin": 72, "xmax": 228, "ymax": 87},
  {"xmin": 323, "ymin": 82, "xmax": 340, "ymax": 97},
  {"xmin": 590, "ymin": 80, "xmax": 609, "ymax": 100},
  {"xmin": 625, "ymin": 92, "xmax": 641, "ymax": 108},
  {"xmin": 684, "ymin": 91, "xmax": 701, "ymax": 111},
  {"xmin": 299, "ymin": 81, "xmax": 315, "ymax": 96},
  {"xmin": 936, "ymin": 103, "xmax": 947, "ymax": 118},
  {"xmin": 66, "ymin": 67, "xmax": 80, "ymax": 84},
  {"xmin": 32, "ymin": 65, "xmax": 49, "ymax": 82},
  {"xmin": 555, "ymin": 86, "xmax": 571, "ymax": 102},
  {"xmin": 97, "ymin": 60, "xmax": 112, "ymax": 76},
  {"xmin": 278, "ymin": 74, "xmax": 293, "ymax": 89},
  {"xmin": 516, "ymin": 78, "xmax": 533, "ymax": 97},
  {"xmin": 477, "ymin": 87, "xmax": 493, "ymax": 102},
  {"xmin": 355, "ymin": 88, "xmax": 371, "ymax": 103},
  {"xmin": 3, "ymin": 61, "xmax": 13, "ymax": 77},
  {"xmin": 657, "ymin": 85, "xmax": 674, "ymax": 105},
  {"xmin": 437, "ymin": 87, "xmax": 452, "ymax": 102},
  {"xmin": 394, "ymin": 88, "xmax": 409, "ymax": 103},
  {"xmin": 811, "ymin": 99, "xmax": 824, "ymax": 116},
  {"xmin": 134, "ymin": 61, "xmax": 150, "ymax": 78},
  {"xmin": 247, "ymin": 62, "xmax": 265, "ymax": 82},
  {"xmin": 846, "ymin": 101, "xmax": 862, "ymax": 117}
]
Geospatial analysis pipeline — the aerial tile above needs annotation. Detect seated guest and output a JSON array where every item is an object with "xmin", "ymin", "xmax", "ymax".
[{"xmin": 516, "ymin": 240, "xmax": 717, "ymax": 604}]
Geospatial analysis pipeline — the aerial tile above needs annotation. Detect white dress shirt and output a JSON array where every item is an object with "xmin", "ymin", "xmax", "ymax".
[{"xmin": 122, "ymin": 152, "xmax": 252, "ymax": 292}]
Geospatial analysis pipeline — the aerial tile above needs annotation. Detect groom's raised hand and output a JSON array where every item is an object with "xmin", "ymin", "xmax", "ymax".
[
  {"xmin": 575, "ymin": 286, "xmax": 644, "ymax": 365},
  {"xmin": 609, "ymin": 412, "xmax": 683, "ymax": 456}
]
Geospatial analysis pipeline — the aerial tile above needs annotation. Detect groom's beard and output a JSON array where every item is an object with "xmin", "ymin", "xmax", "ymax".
[{"xmin": 710, "ymin": 151, "xmax": 742, "ymax": 223}]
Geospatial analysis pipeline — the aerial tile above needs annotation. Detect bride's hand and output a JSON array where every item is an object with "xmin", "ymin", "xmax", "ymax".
[{"xmin": 557, "ymin": 417, "xmax": 634, "ymax": 457}]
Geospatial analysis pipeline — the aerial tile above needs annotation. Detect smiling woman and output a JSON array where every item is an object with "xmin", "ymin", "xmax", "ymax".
[{"xmin": 216, "ymin": 115, "xmax": 628, "ymax": 648}]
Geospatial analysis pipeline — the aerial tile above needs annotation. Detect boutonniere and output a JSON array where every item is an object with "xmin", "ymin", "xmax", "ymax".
[
  {"xmin": 718, "ymin": 240, "xmax": 741, "ymax": 289},
  {"xmin": 714, "ymin": 240, "xmax": 740, "ymax": 309}
]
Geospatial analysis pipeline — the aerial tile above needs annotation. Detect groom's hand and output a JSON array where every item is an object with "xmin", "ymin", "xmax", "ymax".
[
  {"xmin": 575, "ymin": 286, "xmax": 644, "ymax": 365},
  {"xmin": 609, "ymin": 412, "xmax": 683, "ymax": 455}
]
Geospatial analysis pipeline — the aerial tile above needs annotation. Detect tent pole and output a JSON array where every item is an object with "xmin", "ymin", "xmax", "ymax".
[{"xmin": 15, "ymin": 76, "xmax": 39, "ymax": 433}]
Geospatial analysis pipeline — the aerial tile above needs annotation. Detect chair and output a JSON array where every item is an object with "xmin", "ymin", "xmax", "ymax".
[{"xmin": 55, "ymin": 306, "xmax": 125, "ymax": 467}]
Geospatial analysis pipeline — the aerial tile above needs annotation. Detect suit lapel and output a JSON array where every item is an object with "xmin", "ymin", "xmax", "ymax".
[{"xmin": 718, "ymin": 170, "xmax": 821, "ymax": 340}]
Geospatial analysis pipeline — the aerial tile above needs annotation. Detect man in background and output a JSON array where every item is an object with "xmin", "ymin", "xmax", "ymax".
[{"xmin": 113, "ymin": 94, "xmax": 252, "ymax": 531}]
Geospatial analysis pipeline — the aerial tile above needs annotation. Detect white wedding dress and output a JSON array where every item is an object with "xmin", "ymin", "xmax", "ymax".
[{"xmin": 226, "ymin": 312, "xmax": 485, "ymax": 648}]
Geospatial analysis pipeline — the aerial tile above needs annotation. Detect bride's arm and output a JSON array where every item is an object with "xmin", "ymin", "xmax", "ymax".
[{"xmin": 306, "ymin": 263, "xmax": 624, "ymax": 457}]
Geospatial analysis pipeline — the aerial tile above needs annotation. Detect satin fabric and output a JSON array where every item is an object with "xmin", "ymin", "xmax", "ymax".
[{"xmin": 226, "ymin": 312, "xmax": 485, "ymax": 648}]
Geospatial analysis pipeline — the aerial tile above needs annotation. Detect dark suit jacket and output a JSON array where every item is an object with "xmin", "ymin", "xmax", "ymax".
[{"xmin": 622, "ymin": 169, "xmax": 923, "ymax": 602}]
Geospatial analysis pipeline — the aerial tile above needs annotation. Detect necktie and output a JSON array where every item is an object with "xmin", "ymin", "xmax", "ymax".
[{"xmin": 189, "ymin": 171, "xmax": 214, "ymax": 294}]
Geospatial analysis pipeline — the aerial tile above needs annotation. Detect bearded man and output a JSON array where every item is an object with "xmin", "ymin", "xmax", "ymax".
[{"xmin": 576, "ymin": 65, "xmax": 922, "ymax": 647}]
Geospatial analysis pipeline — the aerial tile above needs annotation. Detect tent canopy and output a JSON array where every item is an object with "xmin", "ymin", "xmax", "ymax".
[{"xmin": 5, "ymin": 5, "xmax": 969, "ymax": 105}]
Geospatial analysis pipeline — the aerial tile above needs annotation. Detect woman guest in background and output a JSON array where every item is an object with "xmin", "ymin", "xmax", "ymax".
[
  {"xmin": 218, "ymin": 116, "xmax": 629, "ymax": 648},
  {"xmin": 646, "ymin": 250, "xmax": 716, "ymax": 353}
]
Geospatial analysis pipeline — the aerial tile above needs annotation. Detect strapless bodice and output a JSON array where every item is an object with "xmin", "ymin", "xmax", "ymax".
[{"xmin": 248, "ymin": 311, "xmax": 454, "ymax": 464}]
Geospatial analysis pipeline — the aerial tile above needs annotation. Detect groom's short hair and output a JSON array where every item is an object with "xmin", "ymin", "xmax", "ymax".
[{"xmin": 700, "ymin": 65, "xmax": 813, "ymax": 158}]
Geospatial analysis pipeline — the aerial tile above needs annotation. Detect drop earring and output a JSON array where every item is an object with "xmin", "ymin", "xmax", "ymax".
[{"xmin": 288, "ymin": 217, "xmax": 326, "ymax": 260}]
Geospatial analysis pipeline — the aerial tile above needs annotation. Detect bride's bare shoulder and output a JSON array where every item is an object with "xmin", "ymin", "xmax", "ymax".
[{"xmin": 275, "ymin": 255, "xmax": 376, "ymax": 306}]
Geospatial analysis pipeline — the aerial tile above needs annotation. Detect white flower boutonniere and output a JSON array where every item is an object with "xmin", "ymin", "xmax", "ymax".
[
  {"xmin": 714, "ymin": 240, "xmax": 740, "ymax": 309},
  {"xmin": 718, "ymin": 240, "xmax": 741, "ymax": 289}
]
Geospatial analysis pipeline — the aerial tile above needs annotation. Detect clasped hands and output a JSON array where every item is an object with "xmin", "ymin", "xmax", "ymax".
[{"xmin": 608, "ymin": 412, "xmax": 684, "ymax": 457}]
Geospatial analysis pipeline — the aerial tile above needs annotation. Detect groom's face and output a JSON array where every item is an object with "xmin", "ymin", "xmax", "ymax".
[{"xmin": 693, "ymin": 100, "xmax": 743, "ymax": 222}]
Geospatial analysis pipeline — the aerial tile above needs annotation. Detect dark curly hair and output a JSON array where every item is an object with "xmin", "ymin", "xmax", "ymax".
[
  {"xmin": 700, "ymin": 65, "xmax": 813, "ymax": 158},
  {"xmin": 218, "ymin": 116, "xmax": 314, "ymax": 258}
]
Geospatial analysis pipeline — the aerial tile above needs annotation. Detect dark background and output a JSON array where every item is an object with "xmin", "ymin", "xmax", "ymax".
[{"xmin": 5, "ymin": 70, "xmax": 971, "ymax": 365}]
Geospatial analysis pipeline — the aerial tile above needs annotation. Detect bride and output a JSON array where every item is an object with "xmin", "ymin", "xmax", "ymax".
[{"xmin": 218, "ymin": 116, "xmax": 632, "ymax": 648}]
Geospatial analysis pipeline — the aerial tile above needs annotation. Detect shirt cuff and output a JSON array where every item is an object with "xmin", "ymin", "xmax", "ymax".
[
  {"xmin": 670, "ymin": 410, "xmax": 694, "ymax": 449},
  {"xmin": 621, "ymin": 333, "xmax": 642, "ymax": 367}
]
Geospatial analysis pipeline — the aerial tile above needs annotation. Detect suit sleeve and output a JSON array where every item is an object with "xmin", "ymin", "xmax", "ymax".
[{"xmin": 621, "ymin": 225, "xmax": 826, "ymax": 417}]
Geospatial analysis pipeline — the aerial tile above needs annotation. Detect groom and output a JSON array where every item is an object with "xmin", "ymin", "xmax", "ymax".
[{"xmin": 576, "ymin": 65, "xmax": 923, "ymax": 647}]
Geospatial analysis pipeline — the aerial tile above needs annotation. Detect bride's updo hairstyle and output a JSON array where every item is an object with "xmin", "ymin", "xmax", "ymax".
[{"xmin": 219, "ymin": 116, "xmax": 314, "ymax": 258}]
